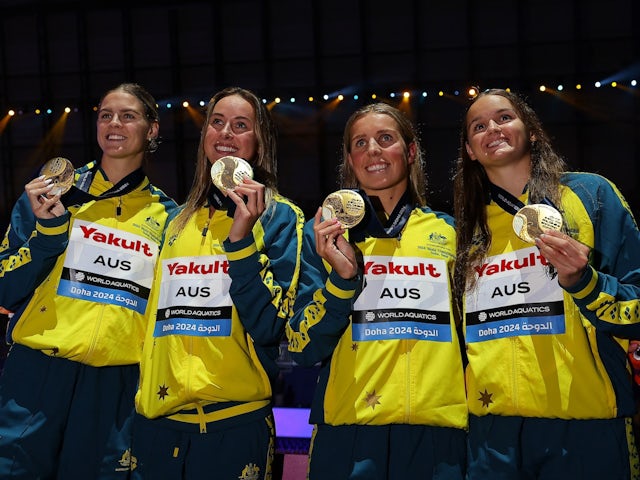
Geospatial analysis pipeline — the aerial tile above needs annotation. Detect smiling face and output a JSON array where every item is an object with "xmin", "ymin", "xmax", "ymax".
[
  {"xmin": 465, "ymin": 94, "xmax": 533, "ymax": 173},
  {"xmin": 347, "ymin": 112, "xmax": 415, "ymax": 200},
  {"xmin": 203, "ymin": 94, "xmax": 257, "ymax": 165},
  {"xmin": 96, "ymin": 91, "xmax": 157, "ymax": 163}
]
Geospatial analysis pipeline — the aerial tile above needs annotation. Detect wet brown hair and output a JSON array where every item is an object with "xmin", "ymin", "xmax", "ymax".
[{"xmin": 453, "ymin": 89, "xmax": 566, "ymax": 296}]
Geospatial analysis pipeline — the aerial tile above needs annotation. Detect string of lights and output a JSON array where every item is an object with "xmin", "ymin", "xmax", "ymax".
[{"xmin": 2, "ymin": 79, "xmax": 638, "ymax": 118}]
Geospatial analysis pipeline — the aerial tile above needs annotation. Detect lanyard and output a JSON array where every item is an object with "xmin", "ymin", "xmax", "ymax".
[
  {"xmin": 488, "ymin": 182, "xmax": 558, "ymax": 216},
  {"xmin": 207, "ymin": 185, "xmax": 237, "ymax": 218},
  {"xmin": 62, "ymin": 161, "xmax": 146, "ymax": 206},
  {"xmin": 350, "ymin": 190, "xmax": 413, "ymax": 242},
  {"xmin": 488, "ymin": 182, "xmax": 525, "ymax": 216}
]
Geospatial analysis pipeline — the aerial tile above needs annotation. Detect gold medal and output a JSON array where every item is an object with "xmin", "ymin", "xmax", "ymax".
[
  {"xmin": 40, "ymin": 157, "xmax": 75, "ymax": 196},
  {"xmin": 512, "ymin": 204, "xmax": 563, "ymax": 243},
  {"xmin": 321, "ymin": 189, "xmax": 366, "ymax": 228},
  {"xmin": 210, "ymin": 156, "xmax": 254, "ymax": 193}
]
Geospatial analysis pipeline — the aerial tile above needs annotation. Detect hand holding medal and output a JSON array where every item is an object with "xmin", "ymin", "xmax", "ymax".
[
  {"xmin": 315, "ymin": 191, "xmax": 363, "ymax": 281},
  {"xmin": 520, "ymin": 204, "xmax": 590, "ymax": 288},
  {"xmin": 512, "ymin": 203, "xmax": 563, "ymax": 243},
  {"xmin": 321, "ymin": 189, "xmax": 366, "ymax": 229},
  {"xmin": 211, "ymin": 156, "xmax": 264, "ymax": 242},
  {"xmin": 39, "ymin": 157, "xmax": 75, "ymax": 197},
  {"xmin": 210, "ymin": 155, "xmax": 254, "ymax": 194},
  {"xmin": 25, "ymin": 157, "xmax": 74, "ymax": 219}
]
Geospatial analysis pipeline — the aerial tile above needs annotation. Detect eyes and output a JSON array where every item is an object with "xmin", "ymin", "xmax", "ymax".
[
  {"xmin": 469, "ymin": 113, "xmax": 516, "ymax": 133},
  {"xmin": 352, "ymin": 132, "xmax": 396, "ymax": 150},
  {"xmin": 210, "ymin": 117, "xmax": 251, "ymax": 134},
  {"xmin": 98, "ymin": 110, "xmax": 142, "ymax": 123}
]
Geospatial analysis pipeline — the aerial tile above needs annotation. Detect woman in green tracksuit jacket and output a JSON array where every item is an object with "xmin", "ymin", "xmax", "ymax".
[
  {"xmin": 454, "ymin": 88, "xmax": 640, "ymax": 479},
  {"xmin": 0, "ymin": 83, "xmax": 177, "ymax": 479},
  {"xmin": 287, "ymin": 102, "xmax": 468, "ymax": 479},
  {"xmin": 131, "ymin": 87, "xmax": 305, "ymax": 480}
]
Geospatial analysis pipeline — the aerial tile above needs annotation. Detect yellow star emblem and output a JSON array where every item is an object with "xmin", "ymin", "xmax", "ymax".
[{"xmin": 364, "ymin": 390, "xmax": 381, "ymax": 409}]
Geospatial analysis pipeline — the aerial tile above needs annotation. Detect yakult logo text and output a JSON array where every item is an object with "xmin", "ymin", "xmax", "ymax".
[
  {"xmin": 80, "ymin": 225, "xmax": 154, "ymax": 257},
  {"xmin": 475, "ymin": 251, "xmax": 548, "ymax": 277},
  {"xmin": 364, "ymin": 260, "xmax": 441, "ymax": 278},
  {"xmin": 166, "ymin": 260, "xmax": 229, "ymax": 275}
]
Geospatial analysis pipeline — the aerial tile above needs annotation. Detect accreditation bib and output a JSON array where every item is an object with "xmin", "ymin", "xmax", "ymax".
[
  {"xmin": 58, "ymin": 220, "xmax": 157, "ymax": 314},
  {"xmin": 351, "ymin": 255, "xmax": 452, "ymax": 342}
]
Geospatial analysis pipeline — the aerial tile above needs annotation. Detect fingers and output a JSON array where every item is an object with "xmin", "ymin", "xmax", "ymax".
[
  {"xmin": 536, "ymin": 240, "xmax": 584, "ymax": 268},
  {"xmin": 25, "ymin": 176, "xmax": 65, "ymax": 218},
  {"xmin": 312, "ymin": 207, "xmax": 357, "ymax": 278},
  {"xmin": 537, "ymin": 231, "xmax": 590, "ymax": 260},
  {"xmin": 33, "ymin": 193, "xmax": 63, "ymax": 219},
  {"xmin": 313, "ymin": 208, "xmax": 344, "ymax": 247},
  {"xmin": 26, "ymin": 175, "xmax": 55, "ymax": 200},
  {"xmin": 538, "ymin": 229, "xmax": 569, "ymax": 242},
  {"xmin": 229, "ymin": 179, "xmax": 265, "ymax": 214},
  {"xmin": 535, "ymin": 231, "xmax": 590, "ymax": 287},
  {"xmin": 225, "ymin": 180, "xmax": 265, "ymax": 242}
]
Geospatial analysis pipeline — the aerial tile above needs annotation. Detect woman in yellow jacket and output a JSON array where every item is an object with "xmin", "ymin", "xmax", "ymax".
[
  {"xmin": 287, "ymin": 102, "xmax": 467, "ymax": 479},
  {"xmin": 131, "ymin": 87, "xmax": 304, "ymax": 479},
  {"xmin": 0, "ymin": 83, "xmax": 176, "ymax": 479},
  {"xmin": 454, "ymin": 88, "xmax": 640, "ymax": 479}
]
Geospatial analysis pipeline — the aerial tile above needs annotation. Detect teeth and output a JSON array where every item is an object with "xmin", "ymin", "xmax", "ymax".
[
  {"xmin": 216, "ymin": 145, "xmax": 236, "ymax": 153},
  {"xmin": 367, "ymin": 163, "xmax": 386, "ymax": 172},
  {"xmin": 488, "ymin": 139, "xmax": 506, "ymax": 148},
  {"xmin": 107, "ymin": 134, "xmax": 125, "ymax": 140}
]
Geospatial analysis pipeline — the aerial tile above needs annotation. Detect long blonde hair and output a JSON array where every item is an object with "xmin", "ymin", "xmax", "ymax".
[{"xmin": 172, "ymin": 87, "xmax": 279, "ymax": 233}]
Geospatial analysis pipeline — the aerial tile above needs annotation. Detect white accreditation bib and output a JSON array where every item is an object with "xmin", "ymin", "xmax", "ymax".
[
  {"xmin": 351, "ymin": 255, "xmax": 452, "ymax": 342},
  {"xmin": 58, "ymin": 220, "xmax": 158, "ymax": 314},
  {"xmin": 153, "ymin": 255, "xmax": 233, "ymax": 337},
  {"xmin": 465, "ymin": 246, "xmax": 566, "ymax": 342}
]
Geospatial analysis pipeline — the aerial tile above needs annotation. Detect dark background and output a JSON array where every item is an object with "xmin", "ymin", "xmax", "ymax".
[
  {"xmin": 1, "ymin": 0, "xmax": 639, "ymax": 228},
  {"xmin": 0, "ymin": 0, "xmax": 639, "ymax": 412}
]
